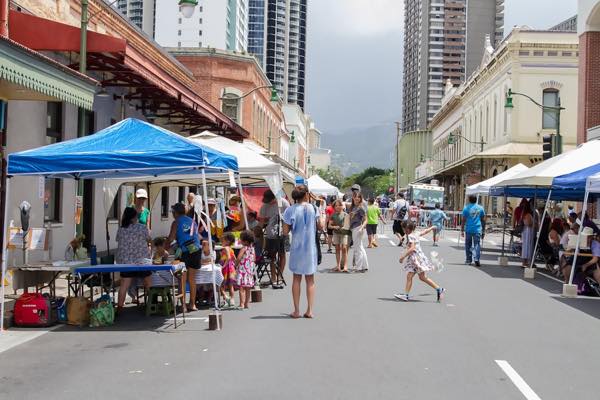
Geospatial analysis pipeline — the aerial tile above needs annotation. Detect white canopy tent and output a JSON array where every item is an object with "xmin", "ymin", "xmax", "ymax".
[
  {"xmin": 102, "ymin": 131, "xmax": 285, "ymax": 211},
  {"xmin": 494, "ymin": 140, "xmax": 600, "ymax": 190},
  {"xmin": 307, "ymin": 175, "xmax": 340, "ymax": 197},
  {"xmin": 466, "ymin": 163, "xmax": 528, "ymax": 196}
]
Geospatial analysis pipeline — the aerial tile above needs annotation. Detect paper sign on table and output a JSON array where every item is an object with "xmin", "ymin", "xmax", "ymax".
[{"xmin": 28, "ymin": 228, "xmax": 48, "ymax": 250}]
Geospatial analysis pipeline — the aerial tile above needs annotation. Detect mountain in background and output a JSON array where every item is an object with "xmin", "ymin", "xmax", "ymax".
[{"xmin": 321, "ymin": 123, "xmax": 397, "ymax": 176}]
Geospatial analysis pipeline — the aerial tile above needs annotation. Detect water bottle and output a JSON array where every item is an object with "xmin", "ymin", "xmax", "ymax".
[{"xmin": 90, "ymin": 245, "xmax": 97, "ymax": 265}]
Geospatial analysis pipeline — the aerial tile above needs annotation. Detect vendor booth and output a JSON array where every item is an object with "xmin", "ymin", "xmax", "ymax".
[
  {"xmin": 307, "ymin": 175, "xmax": 341, "ymax": 197},
  {"xmin": 1, "ymin": 118, "xmax": 239, "ymax": 331},
  {"xmin": 490, "ymin": 140, "xmax": 600, "ymax": 280},
  {"xmin": 466, "ymin": 163, "xmax": 528, "ymax": 196}
]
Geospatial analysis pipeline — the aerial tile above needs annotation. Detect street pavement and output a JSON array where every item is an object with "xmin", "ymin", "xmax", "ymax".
[{"xmin": 1, "ymin": 227, "xmax": 600, "ymax": 399}]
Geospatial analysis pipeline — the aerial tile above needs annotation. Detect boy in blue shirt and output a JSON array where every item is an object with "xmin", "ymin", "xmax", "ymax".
[{"xmin": 461, "ymin": 195, "xmax": 485, "ymax": 267}]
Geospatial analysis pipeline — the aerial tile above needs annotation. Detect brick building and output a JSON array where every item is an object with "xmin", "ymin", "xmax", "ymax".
[
  {"xmin": 578, "ymin": 1, "xmax": 600, "ymax": 143},
  {"xmin": 168, "ymin": 48, "xmax": 292, "ymax": 162}
]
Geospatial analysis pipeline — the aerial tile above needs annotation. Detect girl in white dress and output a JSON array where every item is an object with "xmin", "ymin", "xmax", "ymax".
[{"xmin": 396, "ymin": 221, "xmax": 445, "ymax": 302}]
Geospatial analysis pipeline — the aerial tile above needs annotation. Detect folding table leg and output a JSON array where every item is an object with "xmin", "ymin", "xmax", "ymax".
[{"xmin": 171, "ymin": 273, "xmax": 177, "ymax": 329}]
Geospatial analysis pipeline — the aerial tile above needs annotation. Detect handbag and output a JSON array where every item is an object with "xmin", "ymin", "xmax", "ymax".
[{"xmin": 312, "ymin": 204, "xmax": 322, "ymax": 265}]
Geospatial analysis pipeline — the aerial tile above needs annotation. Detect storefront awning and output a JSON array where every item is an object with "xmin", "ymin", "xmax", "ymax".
[
  {"xmin": 0, "ymin": 36, "xmax": 97, "ymax": 108},
  {"xmin": 8, "ymin": 10, "xmax": 248, "ymax": 139}
]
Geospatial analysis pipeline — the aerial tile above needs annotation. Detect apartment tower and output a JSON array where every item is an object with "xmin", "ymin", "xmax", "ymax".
[
  {"xmin": 154, "ymin": 0, "xmax": 249, "ymax": 52},
  {"xmin": 248, "ymin": 0, "xmax": 307, "ymax": 110},
  {"xmin": 401, "ymin": 0, "xmax": 504, "ymax": 133},
  {"xmin": 116, "ymin": 0, "xmax": 157, "ymax": 37}
]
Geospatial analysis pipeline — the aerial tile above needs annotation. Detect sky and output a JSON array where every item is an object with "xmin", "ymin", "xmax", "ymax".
[{"xmin": 305, "ymin": 0, "xmax": 578, "ymax": 134}]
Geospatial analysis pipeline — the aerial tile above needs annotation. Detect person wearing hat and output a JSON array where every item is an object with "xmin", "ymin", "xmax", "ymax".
[
  {"xmin": 167, "ymin": 203, "xmax": 202, "ymax": 311},
  {"xmin": 135, "ymin": 188, "xmax": 150, "ymax": 228}
]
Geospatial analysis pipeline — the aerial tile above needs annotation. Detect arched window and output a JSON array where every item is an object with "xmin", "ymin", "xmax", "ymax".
[
  {"xmin": 493, "ymin": 95, "xmax": 498, "ymax": 141},
  {"xmin": 542, "ymin": 88, "xmax": 559, "ymax": 130},
  {"xmin": 221, "ymin": 87, "xmax": 242, "ymax": 123}
]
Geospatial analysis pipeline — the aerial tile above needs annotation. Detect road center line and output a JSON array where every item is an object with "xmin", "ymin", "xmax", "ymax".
[{"xmin": 495, "ymin": 360, "xmax": 542, "ymax": 400}]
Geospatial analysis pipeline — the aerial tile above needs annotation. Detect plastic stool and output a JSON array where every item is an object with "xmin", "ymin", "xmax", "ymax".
[{"xmin": 145, "ymin": 287, "xmax": 174, "ymax": 317}]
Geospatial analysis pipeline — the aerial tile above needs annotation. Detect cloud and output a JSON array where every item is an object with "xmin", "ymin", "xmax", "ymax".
[{"xmin": 311, "ymin": 0, "xmax": 404, "ymax": 36}]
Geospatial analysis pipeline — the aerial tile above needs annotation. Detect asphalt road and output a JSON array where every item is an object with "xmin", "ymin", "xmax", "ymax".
[{"xmin": 1, "ymin": 228, "xmax": 600, "ymax": 400}]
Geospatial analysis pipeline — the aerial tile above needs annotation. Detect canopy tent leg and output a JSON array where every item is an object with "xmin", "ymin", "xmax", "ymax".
[
  {"xmin": 0, "ymin": 177, "xmax": 10, "ymax": 333},
  {"xmin": 201, "ymin": 168, "xmax": 220, "ymax": 330},
  {"xmin": 566, "ymin": 189, "xmax": 591, "ymax": 295},
  {"xmin": 236, "ymin": 173, "xmax": 249, "ymax": 230},
  {"xmin": 529, "ymin": 190, "xmax": 552, "ymax": 270},
  {"xmin": 499, "ymin": 193, "xmax": 508, "ymax": 266}
]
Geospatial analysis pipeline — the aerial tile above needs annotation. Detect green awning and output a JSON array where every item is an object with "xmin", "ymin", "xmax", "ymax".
[{"xmin": 0, "ymin": 38, "xmax": 97, "ymax": 109}]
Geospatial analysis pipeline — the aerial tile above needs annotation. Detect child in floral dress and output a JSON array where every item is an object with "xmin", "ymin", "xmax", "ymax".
[
  {"xmin": 236, "ymin": 230, "xmax": 256, "ymax": 309},
  {"xmin": 220, "ymin": 232, "xmax": 237, "ymax": 308},
  {"xmin": 396, "ymin": 221, "xmax": 445, "ymax": 302}
]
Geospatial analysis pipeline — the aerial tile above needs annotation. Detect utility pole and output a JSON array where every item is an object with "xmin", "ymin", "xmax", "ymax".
[
  {"xmin": 395, "ymin": 122, "xmax": 401, "ymax": 193},
  {"xmin": 76, "ymin": 0, "xmax": 89, "ymax": 236}
]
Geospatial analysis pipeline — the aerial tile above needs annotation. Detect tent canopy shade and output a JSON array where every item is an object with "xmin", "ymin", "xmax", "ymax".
[
  {"xmin": 466, "ymin": 163, "xmax": 528, "ymax": 196},
  {"xmin": 307, "ymin": 175, "xmax": 340, "ymax": 197},
  {"xmin": 112, "ymin": 131, "xmax": 284, "ymax": 207},
  {"xmin": 490, "ymin": 140, "xmax": 600, "ymax": 200},
  {"xmin": 7, "ymin": 119, "xmax": 238, "ymax": 179}
]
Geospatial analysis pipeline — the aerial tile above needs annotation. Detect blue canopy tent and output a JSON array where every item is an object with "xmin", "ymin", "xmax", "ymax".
[{"xmin": 1, "ymin": 118, "xmax": 236, "ymax": 331}]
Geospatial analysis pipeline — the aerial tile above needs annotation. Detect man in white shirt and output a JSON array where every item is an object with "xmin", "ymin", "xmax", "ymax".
[{"xmin": 392, "ymin": 193, "xmax": 409, "ymax": 246}]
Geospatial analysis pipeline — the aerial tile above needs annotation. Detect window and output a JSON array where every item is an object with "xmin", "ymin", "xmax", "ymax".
[
  {"xmin": 178, "ymin": 187, "xmax": 186, "ymax": 202},
  {"xmin": 161, "ymin": 187, "xmax": 170, "ymax": 218},
  {"xmin": 178, "ymin": 17, "xmax": 182, "ymax": 24},
  {"xmin": 222, "ymin": 93, "xmax": 241, "ymax": 123},
  {"xmin": 178, "ymin": 30, "xmax": 182, "ymax": 36},
  {"xmin": 199, "ymin": 30, "xmax": 202, "ymax": 36},
  {"xmin": 45, "ymin": 102, "xmax": 63, "ymax": 222},
  {"xmin": 199, "ymin": 18, "xmax": 203, "ymax": 24},
  {"xmin": 542, "ymin": 89, "xmax": 559, "ymax": 130}
]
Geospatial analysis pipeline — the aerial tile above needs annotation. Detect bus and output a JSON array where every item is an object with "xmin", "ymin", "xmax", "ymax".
[{"xmin": 407, "ymin": 183, "xmax": 445, "ymax": 209}]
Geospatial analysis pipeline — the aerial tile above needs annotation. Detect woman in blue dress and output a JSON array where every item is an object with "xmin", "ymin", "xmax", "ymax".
[{"xmin": 283, "ymin": 185, "xmax": 323, "ymax": 319}]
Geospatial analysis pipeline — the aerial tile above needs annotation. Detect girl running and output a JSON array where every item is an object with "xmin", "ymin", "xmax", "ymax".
[{"xmin": 395, "ymin": 221, "xmax": 445, "ymax": 302}]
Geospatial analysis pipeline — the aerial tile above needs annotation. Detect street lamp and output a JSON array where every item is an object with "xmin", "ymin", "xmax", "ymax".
[
  {"xmin": 447, "ymin": 131, "xmax": 486, "ymax": 180},
  {"xmin": 179, "ymin": 0, "xmax": 199, "ymax": 18},
  {"xmin": 504, "ymin": 88, "xmax": 565, "ymax": 156},
  {"xmin": 220, "ymin": 85, "xmax": 279, "ymax": 102}
]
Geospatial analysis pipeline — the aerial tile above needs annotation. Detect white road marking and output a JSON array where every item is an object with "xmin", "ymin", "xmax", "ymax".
[
  {"xmin": 378, "ymin": 234, "xmax": 389, "ymax": 239},
  {"xmin": 495, "ymin": 360, "xmax": 542, "ymax": 400},
  {"xmin": 389, "ymin": 240, "xmax": 396, "ymax": 246}
]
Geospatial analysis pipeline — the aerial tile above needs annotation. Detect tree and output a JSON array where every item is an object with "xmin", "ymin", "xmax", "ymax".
[{"xmin": 316, "ymin": 167, "xmax": 344, "ymax": 189}]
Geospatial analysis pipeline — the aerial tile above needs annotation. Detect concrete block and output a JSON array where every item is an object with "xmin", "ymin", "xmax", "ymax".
[
  {"xmin": 498, "ymin": 256, "xmax": 508, "ymax": 266},
  {"xmin": 523, "ymin": 268, "xmax": 536, "ymax": 279},
  {"xmin": 562, "ymin": 284, "xmax": 578, "ymax": 298}
]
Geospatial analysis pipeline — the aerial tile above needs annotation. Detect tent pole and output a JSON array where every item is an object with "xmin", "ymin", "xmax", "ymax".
[
  {"xmin": 530, "ymin": 190, "xmax": 551, "ymax": 269},
  {"xmin": 568, "ymin": 189, "xmax": 590, "ymax": 286},
  {"xmin": 1, "ymin": 177, "xmax": 10, "ymax": 333},
  {"xmin": 201, "ymin": 168, "xmax": 220, "ymax": 330},
  {"xmin": 501, "ymin": 193, "xmax": 507, "ymax": 257},
  {"xmin": 236, "ymin": 173, "xmax": 249, "ymax": 230}
]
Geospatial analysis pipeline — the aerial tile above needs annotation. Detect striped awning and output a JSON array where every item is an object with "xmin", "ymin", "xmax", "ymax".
[{"xmin": 0, "ymin": 37, "xmax": 97, "ymax": 109}]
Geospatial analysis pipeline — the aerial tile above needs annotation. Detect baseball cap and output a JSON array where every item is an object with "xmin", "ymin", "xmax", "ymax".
[
  {"xmin": 135, "ymin": 188, "xmax": 148, "ymax": 199},
  {"xmin": 351, "ymin": 184, "xmax": 361, "ymax": 191}
]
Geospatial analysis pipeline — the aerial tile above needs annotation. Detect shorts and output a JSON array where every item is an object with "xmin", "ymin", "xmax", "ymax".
[
  {"xmin": 327, "ymin": 228, "xmax": 333, "ymax": 236},
  {"xmin": 266, "ymin": 237, "xmax": 285, "ymax": 256},
  {"xmin": 332, "ymin": 233, "xmax": 349, "ymax": 246},
  {"xmin": 182, "ymin": 250, "xmax": 202, "ymax": 270},
  {"xmin": 366, "ymin": 224, "xmax": 378, "ymax": 235},
  {"xmin": 393, "ymin": 220, "xmax": 405, "ymax": 235}
]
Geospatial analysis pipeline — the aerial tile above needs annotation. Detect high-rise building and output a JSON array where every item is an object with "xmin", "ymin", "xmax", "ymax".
[
  {"xmin": 549, "ymin": 16, "xmax": 577, "ymax": 32},
  {"xmin": 154, "ymin": 0, "xmax": 249, "ymax": 52},
  {"xmin": 116, "ymin": 0, "xmax": 157, "ymax": 37},
  {"xmin": 401, "ymin": 0, "xmax": 504, "ymax": 133},
  {"xmin": 248, "ymin": 0, "xmax": 307, "ymax": 110}
]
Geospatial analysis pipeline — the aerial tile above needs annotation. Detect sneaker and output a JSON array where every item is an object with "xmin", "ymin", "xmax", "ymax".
[
  {"xmin": 433, "ymin": 242, "xmax": 438, "ymax": 247},
  {"xmin": 465, "ymin": 260, "xmax": 472, "ymax": 265},
  {"xmin": 474, "ymin": 261, "xmax": 481, "ymax": 267},
  {"xmin": 394, "ymin": 293, "xmax": 410, "ymax": 301},
  {"xmin": 436, "ymin": 288, "xmax": 445, "ymax": 302},
  {"xmin": 397, "ymin": 241, "xmax": 403, "ymax": 247}
]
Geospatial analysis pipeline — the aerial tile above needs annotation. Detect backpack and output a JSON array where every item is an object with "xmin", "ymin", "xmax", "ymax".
[{"xmin": 394, "ymin": 200, "xmax": 408, "ymax": 220}]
